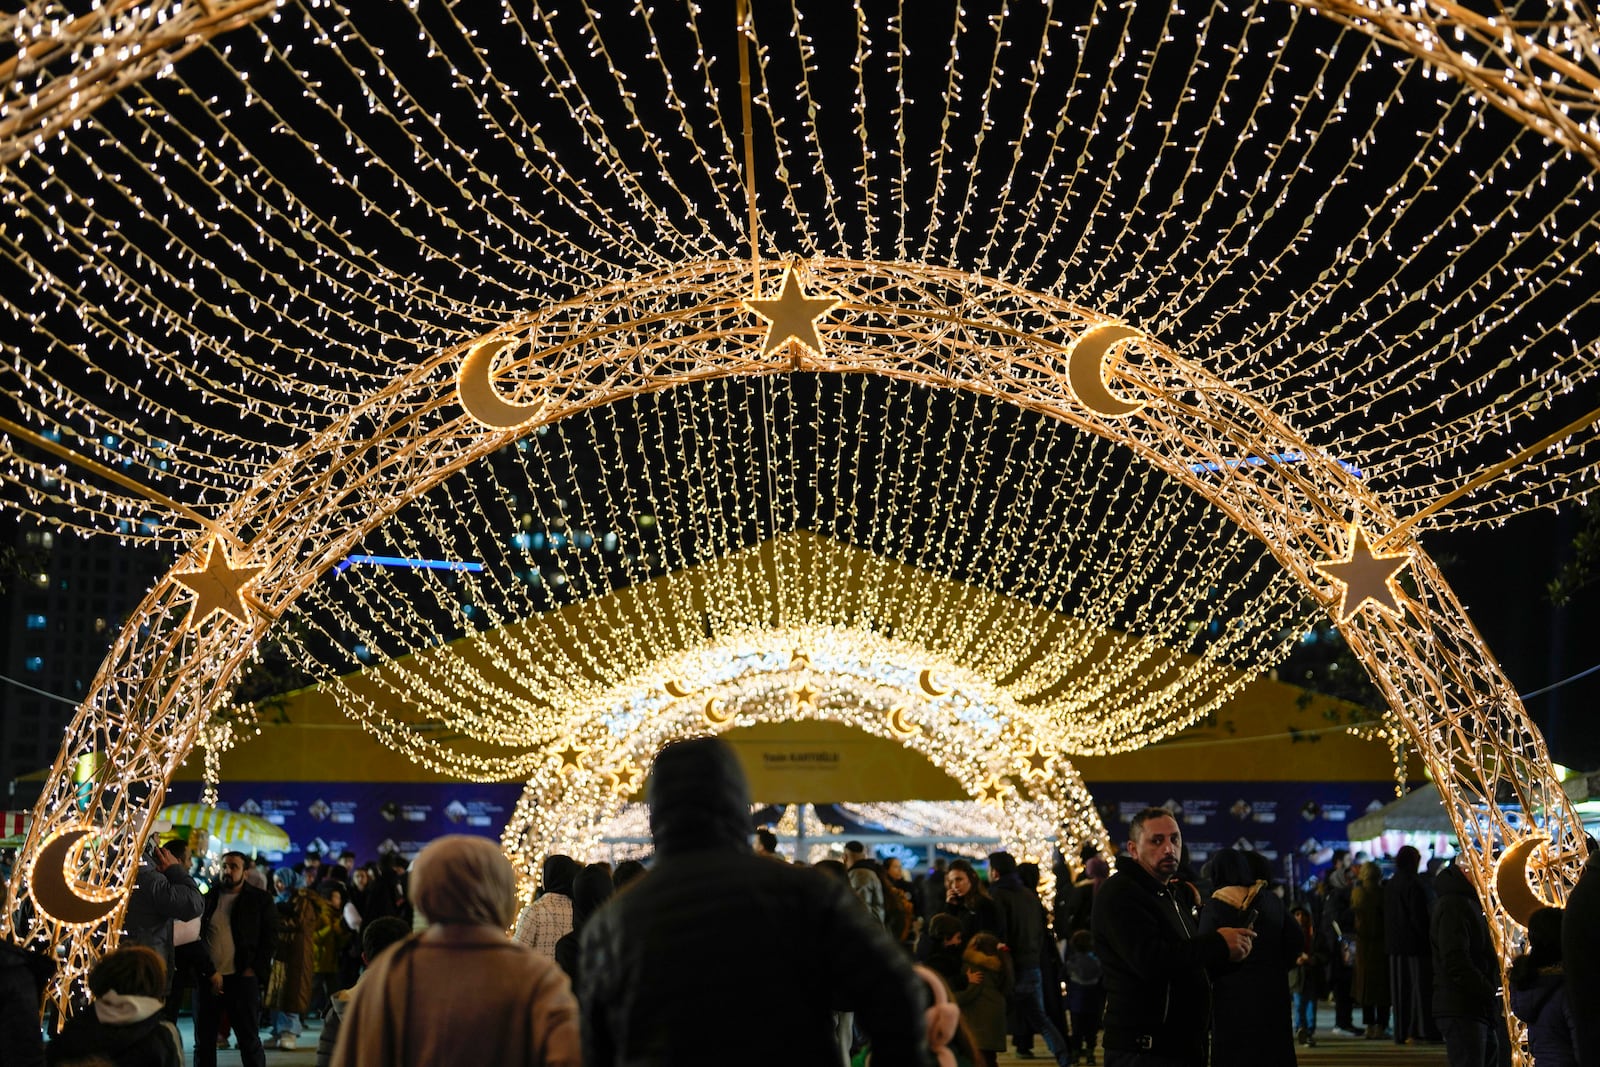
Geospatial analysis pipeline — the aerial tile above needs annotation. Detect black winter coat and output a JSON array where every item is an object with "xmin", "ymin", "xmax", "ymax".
[
  {"xmin": 1198, "ymin": 882, "xmax": 1300, "ymax": 1067},
  {"xmin": 989, "ymin": 876, "xmax": 1046, "ymax": 968},
  {"xmin": 1429, "ymin": 864, "xmax": 1496, "ymax": 1021},
  {"xmin": 201, "ymin": 881, "xmax": 277, "ymax": 979},
  {"xmin": 1562, "ymin": 853, "xmax": 1600, "ymax": 1066},
  {"xmin": 121, "ymin": 861, "xmax": 204, "ymax": 991},
  {"xmin": 0, "ymin": 942, "xmax": 52, "ymax": 1067},
  {"xmin": 46, "ymin": 1011, "xmax": 181, "ymax": 1067},
  {"xmin": 940, "ymin": 891, "xmax": 1003, "ymax": 945},
  {"xmin": 1382, "ymin": 870, "xmax": 1430, "ymax": 956},
  {"xmin": 578, "ymin": 737, "xmax": 930, "ymax": 1067},
  {"xmin": 1091, "ymin": 856, "xmax": 1228, "ymax": 1066}
]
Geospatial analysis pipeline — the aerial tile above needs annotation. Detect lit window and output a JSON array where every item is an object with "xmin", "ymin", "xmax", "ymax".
[
  {"xmin": 24, "ymin": 614, "xmax": 47, "ymax": 630},
  {"xmin": 24, "ymin": 657, "xmax": 43, "ymax": 672}
]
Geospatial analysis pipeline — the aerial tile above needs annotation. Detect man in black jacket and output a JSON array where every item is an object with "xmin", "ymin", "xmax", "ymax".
[
  {"xmin": 1429, "ymin": 861, "xmax": 1500, "ymax": 1067},
  {"xmin": 121, "ymin": 839, "xmax": 204, "ymax": 997},
  {"xmin": 989, "ymin": 850, "xmax": 1070, "ymax": 1065},
  {"xmin": 1091, "ymin": 808, "xmax": 1253, "ymax": 1067},
  {"xmin": 1564, "ymin": 843, "xmax": 1599, "ymax": 1066},
  {"xmin": 579, "ymin": 737, "xmax": 929, "ymax": 1065},
  {"xmin": 1383, "ymin": 844, "xmax": 1437, "ymax": 1044},
  {"xmin": 193, "ymin": 851, "xmax": 277, "ymax": 1067}
]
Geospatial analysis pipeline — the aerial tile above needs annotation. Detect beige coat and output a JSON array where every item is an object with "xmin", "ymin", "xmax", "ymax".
[
  {"xmin": 329, "ymin": 835, "xmax": 579, "ymax": 1067},
  {"xmin": 329, "ymin": 923, "xmax": 578, "ymax": 1067}
]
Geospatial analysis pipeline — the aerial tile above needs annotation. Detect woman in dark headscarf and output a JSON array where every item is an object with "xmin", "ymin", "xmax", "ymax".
[
  {"xmin": 553, "ymin": 864, "xmax": 614, "ymax": 991},
  {"xmin": 329, "ymin": 835, "xmax": 579, "ymax": 1067},
  {"xmin": 1198, "ymin": 847, "xmax": 1302, "ymax": 1067}
]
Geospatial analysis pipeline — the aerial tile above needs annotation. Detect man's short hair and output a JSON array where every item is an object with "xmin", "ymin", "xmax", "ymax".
[
  {"xmin": 304, "ymin": 849, "xmax": 321, "ymax": 861},
  {"xmin": 843, "ymin": 840, "xmax": 866, "ymax": 857},
  {"xmin": 165, "ymin": 839, "xmax": 189, "ymax": 864},
  {"xmin": 987, "ymin": 851, "xmax": 1017, "ymax": 878},
  {"xmin": 1127, "ymin": 807, "xmax": 1177, "ymax": 842},
  {"xmin": 756, "ymin": 829, "xmax": 778, "ymax": 852},
  {"xmin": 222, "ymin": 850, "xmax": 250, "ymax": 867},
  {"xmin": 361, "ymin": 915, "xmax": 412, "ymax": 961},
  {"xmin": 88, "ymin": 945, "xmax": 166, "ymax": 999}
]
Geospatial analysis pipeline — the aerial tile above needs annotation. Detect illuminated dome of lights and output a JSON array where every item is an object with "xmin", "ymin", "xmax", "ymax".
[{"xmin": 3, "ymin": 0, "xmax": 1596, "ymax": 1009}]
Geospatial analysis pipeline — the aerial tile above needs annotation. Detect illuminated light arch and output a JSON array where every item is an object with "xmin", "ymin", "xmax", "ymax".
[
  {"xmin": 500, "ymin": 624, "xmax": 1112, "ymax": 900},
  {"xmin": 3, "ymin": 258, "xmax": 1586, "ymax": 1007}
]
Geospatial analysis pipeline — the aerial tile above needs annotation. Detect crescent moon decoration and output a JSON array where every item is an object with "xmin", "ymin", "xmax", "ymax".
[
  {"xmin": 1066, "ymin": 324, "xmax": 1146, "ymax": 419},
  {"xmin": 703, "ymin": 697, "xmax": 731, "ymax": 725},
  {"xmin": 1495, "ymin": 834, "xmax": 1558, "ymax": 928},
  {"xmin": 664, "ymin": 679, "xmax": 692, "ymax": 698},
  {"xmin": 917, "ymin": 669, "xmax": 949, "ymax": 697},
  {"xmin": 457, "ymin": 338, "xmax": 543, "ymax": 430},
  {"xmin": 887, "ymin": 705, "xmax": 918, "ymax": 737},
  {"xmin": 27, "ymin": 827, "xmax": 122, "ymax": 926}
]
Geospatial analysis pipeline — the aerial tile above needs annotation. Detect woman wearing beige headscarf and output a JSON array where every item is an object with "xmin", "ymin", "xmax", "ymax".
[{"xmin": 329, "ymin": 835, "xmax": 579, "ymax": 1067}]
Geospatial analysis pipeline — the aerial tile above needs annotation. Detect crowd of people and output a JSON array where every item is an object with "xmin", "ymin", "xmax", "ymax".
[{"xmin": 2, "ymin": 743, "xmax": 1598, "ymax": 1067}]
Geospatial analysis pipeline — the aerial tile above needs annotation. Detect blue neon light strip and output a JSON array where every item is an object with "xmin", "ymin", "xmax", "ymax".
[
  {"xmin": 1187, "ymin": 451, "xmax": 1362, "ymax": 478},
  {"xmin": 333, "ymin": 555, "xmax": 484, "ymax": 575}
]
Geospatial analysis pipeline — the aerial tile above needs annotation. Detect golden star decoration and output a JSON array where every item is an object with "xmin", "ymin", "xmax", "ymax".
[
  {"xmin": 1022, "ymin": 744, "xmax": 1054, "ymax": 780},
  {"xmin": 743, "ymin": 263, "xmax": 840, "ymax": 362},
  {"xmin": 793, "ymin": 679, "xmax": 820, "ymax": 710},
  {"xmin": 977, "ymin": 776, "xmax": 1009, "ymax": 806},
  {"xmin": 1313, "ymin": 523, "xmax": 1410, "ymax": 623},
  {"xmin": 555, "ymin": 745, "xmax": 586, "ymax": 772},
  {"xmin": 607, "ymin": 764, "xmax": 642, "ymax": 796},
  {"xmin": 173, "ymin": 537, "xmax": 265, "ymax": 628}
]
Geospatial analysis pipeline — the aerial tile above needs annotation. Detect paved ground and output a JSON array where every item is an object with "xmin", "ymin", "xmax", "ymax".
[{"xmin": 177, "ymin": 1015, "xmax": 1450, "ymax": 1066}]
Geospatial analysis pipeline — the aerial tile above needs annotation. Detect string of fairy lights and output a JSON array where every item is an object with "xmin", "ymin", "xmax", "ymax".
[
  {"xmin": 2, "ymin": 1, "xmax": 1598, "ymax": 547},
  {"xmin": 209, "ymin": 376, "xmax": 1323, "ymax": 784},
  {"xmin": 6, "ymin": 4, "xmax": 1597, "ymax": 1032}
]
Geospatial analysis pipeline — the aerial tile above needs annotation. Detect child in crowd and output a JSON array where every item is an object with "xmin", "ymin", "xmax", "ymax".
[
  {"xmin": 1509, "ymin": 906, "xmax": 1577, "ymax": 1066},
  {"xmin": 47, "ymin": 945, "xmax": 182, "ymax": 1066},
  {"xmin": 923, "ymin": 913, "xmax": 968, "ymax": 994},
  {"xmin": 1289, "ymin": 905, "xmax": 1327, "ymax": 1047},
  {"xmin": 1065, "ymin": 928, "xmax": 1105, "ymax": 1065},
  {"xmin": 954, "ymin": 932, "xmax": 1011, "ymax": 1067}
]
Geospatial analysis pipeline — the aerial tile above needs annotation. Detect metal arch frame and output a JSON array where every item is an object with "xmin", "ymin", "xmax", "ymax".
[
  {"xmin": 3, "ymin": 258, "xmax": 1586, "ymax": 1016},
  {"xmin": 499, "ymin": 628, "xmax": 1111, "ymax": 904}
]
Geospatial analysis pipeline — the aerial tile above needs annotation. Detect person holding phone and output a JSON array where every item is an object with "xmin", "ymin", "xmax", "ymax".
[
  {"xmin": 1199, "ymin": 847, "xmax": 1303, "ymax": 1066},
  {"xmin": 121, "ymin": 837, "xmax": 204, "ymax": 1001}
]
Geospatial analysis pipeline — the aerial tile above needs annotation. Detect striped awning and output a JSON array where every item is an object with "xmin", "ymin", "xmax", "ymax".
[
  {"xmin": 1, "ymin": 810, "xmax": 30, "ymax": 845},
  {"xmin": 155, "ymin": 803, "xmax": 290, "ymax": 851}
]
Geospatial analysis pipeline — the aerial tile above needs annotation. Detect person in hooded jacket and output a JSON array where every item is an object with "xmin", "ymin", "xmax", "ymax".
[
  {"xmin": 1509, "ymin": 906, "xmax": 1577, "ymax": 1067},
  {"xmin": 514, "ymin": 854, "xmax": 580, "ymax": 958},
  {"xmin": 1563, "ymin": 843, "xmax": 1599, "ymax": 1066},
  {"xmin": 1430, "ymin": 861, "xmax": 1500, "ymax": 1067},
  {"xmin": 47, "ymin": 945, "xmax": 181, "ymax": 1067},
  {"xmin": 1, "ymin": 939, "xmax": 54, "ymax": 1067},
  {"xmin": 1198, "ymin": 848, "xmax": 1301, "ymax": 1067},
  {"xmin": 578, "ymin": 737, "xmax": 929, "ymax": 1066},
  {"xmin": 330, "ymin": 835, "xmax": 578, "ymax": 1067},
  {"xmin": 553, "ymin": 863, "xmax": 613, "ymax": 992}
]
